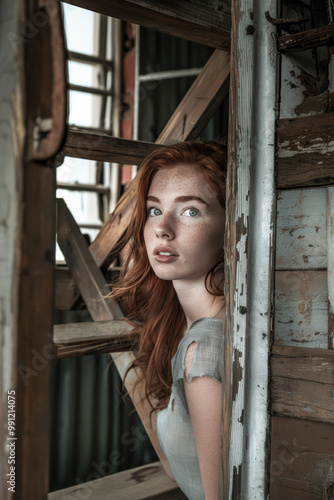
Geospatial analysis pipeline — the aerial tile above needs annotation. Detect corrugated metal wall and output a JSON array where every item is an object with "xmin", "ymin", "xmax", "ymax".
[{"xmin": 50, "ymin": 26, "xmax": 229, "ymax": 492}]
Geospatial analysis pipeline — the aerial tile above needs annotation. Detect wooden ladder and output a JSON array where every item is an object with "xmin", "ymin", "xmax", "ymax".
[{"xmin": 36, "ymin": 2, "xmax": 231, "ymax": 498}]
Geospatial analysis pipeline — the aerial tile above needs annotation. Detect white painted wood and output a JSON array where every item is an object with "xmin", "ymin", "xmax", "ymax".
[
  {"xmin": 276, "ymin": 188, "xmax": 327, "ymax": 270},
  {"xmin": 0, "ymin": 2, "xmax": 25, "ymax": 499},
  {"xmin": 275, "ymin": 270, "xmax": 328, "ymax": 348},
  {"xmin": 327, "ymin": 186, "xmax": 334, "ymax": 348}
]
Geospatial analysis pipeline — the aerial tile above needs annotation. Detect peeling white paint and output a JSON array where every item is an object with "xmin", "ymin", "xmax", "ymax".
[{"xmin": 278, "ymin": 140, "xmax": 334, "ymax": 157}]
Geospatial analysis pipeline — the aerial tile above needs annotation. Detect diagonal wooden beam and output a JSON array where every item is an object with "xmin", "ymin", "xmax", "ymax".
[
  {"xmin": 55, "ymin": 49, "xmax": 230, "ymax": 309},
  {"xmin": 63, "ymin": 0, "xmax": 231, "ymax": 51},
  {"xmin": 278, "ymin": 23, "xmax": 334, "ymax": 52},
  {"xmin": 56, "ymin": 198, "xmax": 167, "ymax": 464},
  {"xmin": 156, "ymin": 50, "xmax": 230, "ymax": 144}
]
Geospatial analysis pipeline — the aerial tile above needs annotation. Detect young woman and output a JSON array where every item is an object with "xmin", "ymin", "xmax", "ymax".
[{"xmin": 113, "ymin": 141, "xmax": 226, "ymax": 500}]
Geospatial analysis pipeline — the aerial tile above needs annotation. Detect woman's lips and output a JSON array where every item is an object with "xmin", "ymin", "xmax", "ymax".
[
  {"xmin": 154, "ymin": 253, "xmax": 179, "ymax": 263},
  {"xmin": 153, "ymin": 245, "xmax": 179, "ymax": 263}
]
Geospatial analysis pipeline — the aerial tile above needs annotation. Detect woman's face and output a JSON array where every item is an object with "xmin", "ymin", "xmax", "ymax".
[{"xmin": 143, "ymin": 164, "xmax": 225, "ymax": 285}]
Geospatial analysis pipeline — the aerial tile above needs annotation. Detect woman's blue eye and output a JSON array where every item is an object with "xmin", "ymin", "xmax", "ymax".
[
  {"xmin": 183, "ymin": 208, "xmax": 198, "ymax": 217},
  {"xmin": 148, "ymin": 207, "xmax": 162, "ymax": 216}
]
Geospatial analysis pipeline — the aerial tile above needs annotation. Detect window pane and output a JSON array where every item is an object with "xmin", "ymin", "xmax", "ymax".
[{"xmin": 62, "ymin": 3, "xmax": 95, "ymax": 55}]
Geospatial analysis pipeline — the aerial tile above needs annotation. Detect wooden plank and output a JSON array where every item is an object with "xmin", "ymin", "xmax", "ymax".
[
  {"xmin": 279, "ymin": 23, "xmax": 334, "ymax": 52},
  {"xmin": 275, "ymin": 270, "xmax": 328, "ymax": 348},
  {"xmin": 277, "ymin": 113, "xmax": 334, "ymax": 188},
  {"xmin": 63, "ymin": 0, "xmax": 231, "ymax": 51},
  {"xmin": 54, "ymin": 319, "xmax": 137, "ymax": 358},
  {"xmin": 48, "ymin": 461, "xmax": 187, "ymax": 500},
  {"xmin": 62, "ymin": 129, "xmax": 161, "ymax": 164},
  {"xmin": 14, "ymin": 1, "xmax": 67, "ymax": 498},
  {"xmin": 56, "ymin": 48, "xmax": 231, "ymax": 309},
  {"xmin": 54, "ymin": 319, "xmax": 133, "ymax": 343},
  {"xmin": 156, "ymin": 50, "xmax": 230, "ymax": 144},
  {"xmin": 271, "ymin": 347, "xmax": 334, "ymax": 423},
  {"xmin": 327, "ymin": 187, "xmax": 334, "ymax": 348},
  {"xmin": 270, "ymin": 416, "xmax": 334, "ymax": 499},
  {"xmin": 276, "ymin": 188, "xmax": 327, "ymax": 270},
  {"xmin": 56, "ymin": 198, "xmax": 168, "ymax": 468}
]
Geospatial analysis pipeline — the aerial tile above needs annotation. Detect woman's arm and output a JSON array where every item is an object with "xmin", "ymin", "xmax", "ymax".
[{"xmin": 184, "ymin": 342, "xmax": 222, "ymax": 500}]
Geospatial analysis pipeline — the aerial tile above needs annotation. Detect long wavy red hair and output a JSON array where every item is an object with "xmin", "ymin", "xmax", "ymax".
[{"xmin": 112, "ymin": 141, "xmax": 227, "ymax": 412}]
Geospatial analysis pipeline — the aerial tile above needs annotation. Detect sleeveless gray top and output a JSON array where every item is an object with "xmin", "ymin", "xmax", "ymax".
[{"xmin": 157, "ymin": 317, "xmax": 224, "ymax": 500}]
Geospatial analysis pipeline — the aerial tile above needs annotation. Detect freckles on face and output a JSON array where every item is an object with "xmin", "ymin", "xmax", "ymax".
[{"xmin": 143, "ymin": 164, "xmax": 225, "ymax": 283}]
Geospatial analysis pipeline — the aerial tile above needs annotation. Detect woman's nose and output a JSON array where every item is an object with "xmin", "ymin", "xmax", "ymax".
[{"xmin": 155, "ymin": 215, "xmax": 175, "ymax": 240}]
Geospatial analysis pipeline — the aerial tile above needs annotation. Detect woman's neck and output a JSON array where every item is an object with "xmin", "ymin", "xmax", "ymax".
[{"xmin": 172, "ymin": 278, "xmax": 225, "ymax": 331}]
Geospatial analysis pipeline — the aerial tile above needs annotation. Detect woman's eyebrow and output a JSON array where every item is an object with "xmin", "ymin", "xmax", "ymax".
[{"xmin": 146, "ymin": 195, "xmax": 209, "ymax": 206}]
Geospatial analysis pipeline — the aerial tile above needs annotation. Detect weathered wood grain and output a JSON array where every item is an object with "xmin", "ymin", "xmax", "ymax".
[
  {"xmin": 270, "ymin": 416, "xmax": 334, "ymax": 499},
  {"xmin": 276, "ymin": 188, "xmax": 327, "ymax": 270},
  {"xmin": 15, "ymin": 1, "xmax": 67, "ymax": 498},
  {"xmin": 327, "ymin": 187, "xmax": 334, "ymax": 348},
  {"xmin": 279, "ymin": 23, "xmax": 334, "ymax": 52},
  {"xmin": 157, "ymin": 50, "xmax": 230, "ymax": 144},
  {"xmin": 63, "ymin": 0, "xmax": 231, "ymax": 51},
  {"xmin": 62, "ymin": 129, "xmax": 161, "ymax": 164},
  {"xmin": 271, "ymin": 346, "xmax": 334, "ymax": 423},
  {"xmin": 54, "ymin": 319, "xmax": 137, "ymax": 357},
  {"xmin": 54, "ymin": 266, "xmax": 80, "ymax": 309},
  {"xmin": 275, "ymin": 270, "xmax": 328, "ymax": 348},
  {"xmin": 277, "ymin": 113, "xmax": 334, "ymax": 188},
  {"xmin": 48, "ymin": 461, "xmax": 187, "ymax": 500}
]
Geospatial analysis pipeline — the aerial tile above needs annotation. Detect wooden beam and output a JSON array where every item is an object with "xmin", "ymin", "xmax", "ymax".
[
  {"xmin": 271, "ymin": 345, "xmax": 334, "ymax": 424},
  {"xmin": 55, "ymin": 48, "xmax": 231, "ymax": 309},
  {"xmin": 56, "ymin": 198, "xmax": 169, "ymax": 468},
  {"xmin": 54, "ymin": 319, "xmax": 137, "ymax": 357},
  {"xmin": 15, "ymin": 1, "xmax": 67, "ymax": 498},
  {"xmin": 279, "ymin": 23, "xmax": 334, "ymax": 52},
  {"xmin": 277, "ymin": 113, "xmax": 334, "ymax": 188},
  {"xmin": 63, "ymin": 0, "xmax": 231, "ymax": 51},
  {"xmin": 48, "ymin": 461, "xmax": 186, "ymax": 500},
  {"xmin": 157, "ymin": 50, "xmax": 230, "ymax": 144},
  {"xmin": 62, "ymin": 129, "xmax": 161, "ymax": 164}
]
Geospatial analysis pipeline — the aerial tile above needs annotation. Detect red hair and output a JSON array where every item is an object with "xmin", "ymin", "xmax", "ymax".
[{"xmin": 112, "ymin": 141, "xmax": 227, "ymax": 412}]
